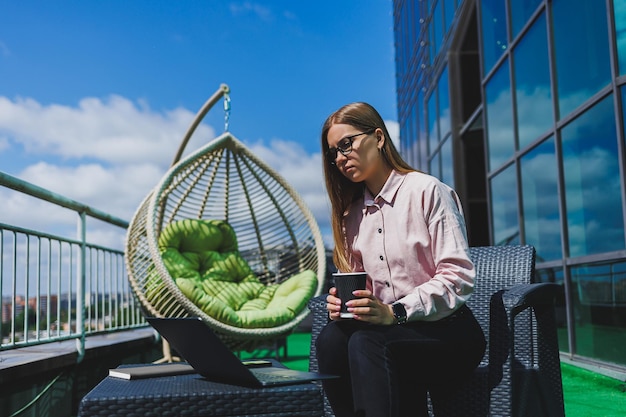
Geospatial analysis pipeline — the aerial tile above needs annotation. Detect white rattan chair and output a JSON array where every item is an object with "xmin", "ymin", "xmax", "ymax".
[{"xmin": 124, "ymin": 85, "xmax": 326, "ymax": 356}]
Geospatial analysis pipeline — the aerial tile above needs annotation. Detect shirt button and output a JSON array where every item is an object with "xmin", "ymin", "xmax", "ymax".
[
  {"xmin": 385, "ymin": 281, "xmax": 390, "ymax": 287},
  {"xmin": 379, "ymin": 255, "xmax": 384, "ymax": 261},
  {"xmin": 378, "ymin": 228, "xmax": 382, "ymax": 233}
]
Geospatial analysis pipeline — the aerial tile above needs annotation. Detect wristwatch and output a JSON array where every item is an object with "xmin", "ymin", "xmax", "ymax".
[{"xmin": 392, "ymin": 302, "xmax": 407, "ymax": 324}]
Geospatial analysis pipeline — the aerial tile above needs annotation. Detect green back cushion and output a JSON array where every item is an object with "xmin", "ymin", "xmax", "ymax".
[{"xmin": 156, "ymin": 219, "xmax": 317, "ymax": 328}]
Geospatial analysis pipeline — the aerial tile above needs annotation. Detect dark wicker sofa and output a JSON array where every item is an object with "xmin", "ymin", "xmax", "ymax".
[{"xmin": 308, "ymin": 245, "xmax": 565, "ymax": 417}]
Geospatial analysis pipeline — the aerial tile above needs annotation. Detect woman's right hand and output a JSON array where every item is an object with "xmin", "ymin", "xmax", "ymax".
[{"xmin": 326, "ymin": 287, "xmax": 342, "ymax": 321}]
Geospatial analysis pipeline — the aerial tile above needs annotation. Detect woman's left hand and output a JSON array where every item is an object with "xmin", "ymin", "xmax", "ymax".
[{"xmin": 347, "ymin": 290, "xmax": 396, "ymax": 325}]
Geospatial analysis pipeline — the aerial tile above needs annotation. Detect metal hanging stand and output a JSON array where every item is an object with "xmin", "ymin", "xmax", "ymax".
[{"xmin": 170, "ymin": 83, "xmax": 231, "ymax": 167}]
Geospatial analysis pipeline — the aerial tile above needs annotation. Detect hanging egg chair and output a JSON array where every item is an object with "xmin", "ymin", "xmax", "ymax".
[{"xmin": 125, "ymin": 84, "xmax": 326, "ymax": 354}]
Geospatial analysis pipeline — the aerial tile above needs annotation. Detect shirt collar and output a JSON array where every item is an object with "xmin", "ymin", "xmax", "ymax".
[{"xmin": 363, "ymin": 170, "xmax": 406, "ymax": 207}]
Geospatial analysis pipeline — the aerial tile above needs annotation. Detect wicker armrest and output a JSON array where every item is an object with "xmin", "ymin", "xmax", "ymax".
[
  {"xmin": 308, "ymin": 294, "xmax": 328, "ymax": 313},
  {"xmin": 501, "ymin": 282, "xmax": 561, "ymax": 317},
  {"xmin": 307, "ymin": 295, "xmax": 329, "ymax": 373},
  {"xmin": 499, "ymin": 282, "xmax": 564, "ymax": 416}
]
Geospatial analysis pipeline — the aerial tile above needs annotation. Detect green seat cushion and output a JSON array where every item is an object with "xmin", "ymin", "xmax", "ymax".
[{"xmin": 156, "ymin": 218, "xmax": 317, "ymax": 328}]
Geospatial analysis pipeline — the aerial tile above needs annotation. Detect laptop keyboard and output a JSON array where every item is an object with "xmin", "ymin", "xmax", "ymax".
[{"xmin": 250, "ymin": 369, "xmax": 301, "ymax": 383}]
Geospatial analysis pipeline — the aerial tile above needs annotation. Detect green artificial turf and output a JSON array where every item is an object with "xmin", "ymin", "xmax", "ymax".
[
  {"xmin": 282, "ymin": 331, "xmax": 311, "ymax": 371},
  {"xmin": 561, "ymin": 362, "xmax": 626, "ymax": 417},
  {"xmin": 275, "ymin": 332, "xmax": 626, "ymax": 416}
]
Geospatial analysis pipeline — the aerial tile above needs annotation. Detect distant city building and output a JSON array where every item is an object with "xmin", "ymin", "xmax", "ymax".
[
  {"xmin": 2, "ymin": 295, "xmax": 26, "ymax": 322},
  {"xmin": 2, "ymin": 297, "xmax": 12, "ymax": 322},
  {"xmin": 392, "ymin": 0, "xmax": 626, "ymax": 372},
  {"xmin": 28, "ymin": 294, "xmax": 58, "ymax": 315},
  {"xmin": 3, "ymin": 294, "xmax": 71, "ymax": 323}
]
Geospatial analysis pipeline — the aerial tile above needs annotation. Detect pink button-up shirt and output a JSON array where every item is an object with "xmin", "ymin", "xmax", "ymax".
[{"xmin": 343, "ymin": 170, "xmax": 475, "ymax": 322}]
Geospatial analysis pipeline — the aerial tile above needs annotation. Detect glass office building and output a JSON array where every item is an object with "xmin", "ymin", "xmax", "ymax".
[{"xmin": 392, "ymin": 0, "xmax": 626, "ymax": 374}]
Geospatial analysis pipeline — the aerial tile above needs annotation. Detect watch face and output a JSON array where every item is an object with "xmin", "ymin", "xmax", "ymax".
[{"xmin": 393, "ymin": 303, "xmax": 407, "ymax": 322}]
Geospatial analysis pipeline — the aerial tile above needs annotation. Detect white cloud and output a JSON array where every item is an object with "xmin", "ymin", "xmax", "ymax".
[
  {"xmin": 515, "ymin": 86, "xmax": 552, "ymax": 145},
  {"xmin": 0, "ymin": 95, "xmax": 213, "ymax": 166},
  {"xmin": 229, "ymin": 2, "xmax": 274, "ymax": 22},
  {"xmin": 0, "ymin": 95, "xmax": 401, "ymax": 255},
  {"xmin": 19, "ymin": 161, "xmax": 163, "ymax": 220},
  {"xmin": 0, "ymin": 95, "xmax": 334, "ymax": 249},
  {"xmin": 247, "ymin": 137, "xmax": 330, "ymax": 229},
  {"xmin": 0, "ymin": 136, "xmax": 9, "ymax": 152},
  {"xmin": 385, "ymin": 119, "xmax": 399, "ymax": 148},
  {"xmin": 486, "ymin": 87, "xmax": 514, "ymax": 167}
]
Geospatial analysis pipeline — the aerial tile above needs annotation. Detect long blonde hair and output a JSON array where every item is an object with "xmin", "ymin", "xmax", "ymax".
[{"xmin": 321, "ymin": 102, "xmax": 414, "ymax": 272}]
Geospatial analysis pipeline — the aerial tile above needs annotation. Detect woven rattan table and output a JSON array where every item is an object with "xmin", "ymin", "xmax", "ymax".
[{"xmin": 78, "ymin": 363, "xmax": 324, "ymax": 417}]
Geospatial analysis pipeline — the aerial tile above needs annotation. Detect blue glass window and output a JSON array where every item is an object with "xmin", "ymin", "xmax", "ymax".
[
  {"xmin": 570, "ymin": 261, "xmax": 626, "ymax": 366},
  {"xmin": 520, "ymin": 137, "xmax": 562, "ymax": 262},
  {"xmin": 401, "ymin": 118, "xmax": 411, "ymax": 166},
  {"xmin": 621, "ymin": 86, "xmax": 626, "ymax": 150},
  {"xmin": 440, "ymin": 137, "xmax": 454, "ymax": 188},
  {"xmin": 406, "ymin": 103, "xmax": 419, "ymax": 168},
  {"xmin": 429, "ymin": 151, "xmax": 441, "ymax": 179},
  {"xmin": 535, "ymin": 266, "xmax": 567, "ymax": 352},
  {"xmin": 552, "ymin": 0, "xmax": 611, "ymax": 118},
  {"xmin": 513, "ymin": 12, "xmax": 552, "ymax": 150},
  {"xmin": 481, "ymin": 0, "xmax": 508, "ymax": 74},
  {"xmin": 444, "ymin": 0, "xmax": 456, "ymax": 34},
  {"xmin": 432, "ymin": 0, "xmax": 443, "ymax": 57},
  {"xmin": 510, "ymin": 0, "xmax": 542, "ymax": 39},
  {"xmin": 490, "ymin": 165, "xmax": 520, "ymax": 245},
  {"xmin": 562, "ymin": 95, "xmax": 625, "ymax": 257},
  {"xmin": 438, "ymin": 67, "xmax": 451, "ymax": 139},
  {"xmin": 615, "ymin": 0, "xmax": 626, "ymax": 75},
  {"xmin": 485, "ymin": 61, "xmax": 514, "ymax": 171},
  {"xmin": 428, "ymin": 90, "xmax": 438, "ymax": 157},
  {"xmin": 419, "ymin": 92, "xmax": 428, "ymax": 171}
]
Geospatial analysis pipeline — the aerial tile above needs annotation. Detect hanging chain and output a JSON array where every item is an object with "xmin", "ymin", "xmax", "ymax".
[{"xmin": 223, "ymin": 92, "xmax": 231, "ymax": 132}]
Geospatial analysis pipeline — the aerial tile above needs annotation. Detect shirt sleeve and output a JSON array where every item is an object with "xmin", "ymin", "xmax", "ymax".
[{"xmin": 400, "ymin": 181, "xmax": 475, "ymax": 322}]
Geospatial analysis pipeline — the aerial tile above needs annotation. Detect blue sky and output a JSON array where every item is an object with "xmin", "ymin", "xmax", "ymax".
[{"xmin": 0, "ymin": 1, "xmax": 397, "ymax": 248}]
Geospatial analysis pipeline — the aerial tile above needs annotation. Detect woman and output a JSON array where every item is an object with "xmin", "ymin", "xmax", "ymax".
[{"xmin": 317, "ymin": 102, "xmax": 486, "ymax": 417}]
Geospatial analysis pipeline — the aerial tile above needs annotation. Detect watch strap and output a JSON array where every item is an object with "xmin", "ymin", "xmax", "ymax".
[{"xmin": 392, "ymin": 302, "xmax": 407, "ymax": 324}]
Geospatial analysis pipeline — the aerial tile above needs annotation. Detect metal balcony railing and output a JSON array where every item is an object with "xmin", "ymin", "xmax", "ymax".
[{"xmin": 0, "ymin": 171, "xmax": 146, "ymax": 362}]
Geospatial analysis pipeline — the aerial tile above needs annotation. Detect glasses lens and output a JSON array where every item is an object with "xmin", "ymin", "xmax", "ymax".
[
  {"xmin": 337, "ymin": 139, "xmax": 352, "ymax": 154},
  {"xmin": 327, "ymin": 130, "xmax": 372, "ymax": 165}
]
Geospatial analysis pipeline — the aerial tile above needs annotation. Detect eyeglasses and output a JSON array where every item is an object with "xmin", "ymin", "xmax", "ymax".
[{"xmin": 327, "ymin": 129, "xmax": 375, "ymax": 165}]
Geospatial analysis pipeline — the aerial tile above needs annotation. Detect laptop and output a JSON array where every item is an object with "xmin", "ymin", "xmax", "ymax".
[{"xmin": 146, "ymin": 317, "xmax": 337, "ymax": 388}]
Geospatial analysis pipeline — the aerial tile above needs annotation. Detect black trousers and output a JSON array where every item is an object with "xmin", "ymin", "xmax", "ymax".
[{"xmin": 315, "ymin": 304, "xmax": 486, "ymax": 417}]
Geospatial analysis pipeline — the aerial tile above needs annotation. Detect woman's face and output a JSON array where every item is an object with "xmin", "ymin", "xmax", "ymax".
[{"xmin": 326, "ymin": 123, "xmax": 382, "ymax": 184}]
